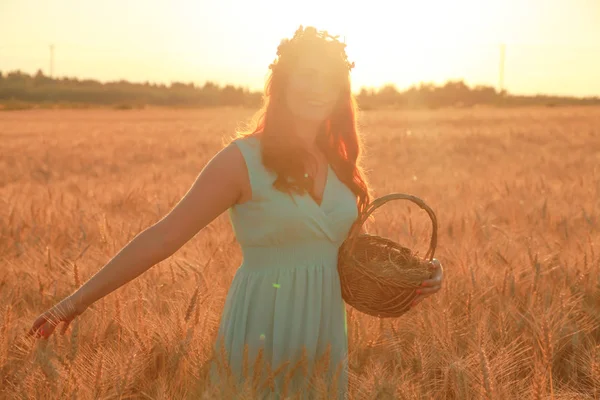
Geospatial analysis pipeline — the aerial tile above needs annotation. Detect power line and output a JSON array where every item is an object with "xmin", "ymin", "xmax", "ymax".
[
  {"xmin": 49, "ymin": 44, "xmax": 55, "ymax": 77},
  {"xmin": 499, "ymin": 43, "xmax": 505, "ymax": 93}
]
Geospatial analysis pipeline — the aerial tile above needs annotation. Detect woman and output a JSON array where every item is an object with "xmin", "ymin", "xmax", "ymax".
[{"xmin": 29, "ymin": 26, "xmax": 444, "ymax": 398}]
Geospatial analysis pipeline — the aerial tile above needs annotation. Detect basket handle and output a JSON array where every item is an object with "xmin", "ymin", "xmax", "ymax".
[{"xmin": 346, "ymin": 193, "xmax": 438, "ymax": 261}]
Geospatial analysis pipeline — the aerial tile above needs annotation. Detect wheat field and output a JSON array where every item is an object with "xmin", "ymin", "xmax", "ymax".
[{"xmin": 0, "ymin": 106, "xmax": 599, "ymax": 399}]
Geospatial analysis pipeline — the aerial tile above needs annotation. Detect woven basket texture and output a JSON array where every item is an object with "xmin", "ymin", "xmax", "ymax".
[{"xmin": 337, "ymin": 193, "xmax": 438, "ymax": 318}]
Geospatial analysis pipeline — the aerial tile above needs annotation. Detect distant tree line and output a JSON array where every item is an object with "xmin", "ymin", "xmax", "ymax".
[
  {"xmin": 1, "ymin": 69, "xmax": 598, "ymax": 110},
  {"xmin": 356, "ymin": 81, "xmax": 599, "ymax": 109},
  {"xmin": 0, "ymin": 70, "xmax": 261, "ymax": 109}
]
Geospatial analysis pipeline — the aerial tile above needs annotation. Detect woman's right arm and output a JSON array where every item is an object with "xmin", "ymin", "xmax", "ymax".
[{"xmin": 68, "ymin": 143, "xmax": 248, "ymax": 313}]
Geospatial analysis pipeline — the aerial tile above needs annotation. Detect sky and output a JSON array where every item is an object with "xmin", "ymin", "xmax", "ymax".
[{"xmin": 1, "ymin": 0, "xmax": 599, "ymax": 97}]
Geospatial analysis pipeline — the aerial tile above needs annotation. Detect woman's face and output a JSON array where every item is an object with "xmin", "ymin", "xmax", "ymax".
[{"xmin": 285, "ymin": 51, "xmax": 345, "ymax": 123}]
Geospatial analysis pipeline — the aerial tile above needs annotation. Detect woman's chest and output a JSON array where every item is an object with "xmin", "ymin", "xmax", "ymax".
[{"xmin": 230, "ymin": 168, "xmax": 359, "ymax": 242}]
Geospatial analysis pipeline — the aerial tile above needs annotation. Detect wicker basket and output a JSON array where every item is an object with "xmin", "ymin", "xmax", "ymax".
[{"xmin": 337, "ymin": 193, "xmax": 438, "ymax": 318}]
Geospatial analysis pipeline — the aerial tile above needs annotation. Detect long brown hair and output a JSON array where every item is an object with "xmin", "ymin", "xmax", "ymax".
[{"xmin": 233, "ymin": 26, "xmax": 370, "ymax": 214}]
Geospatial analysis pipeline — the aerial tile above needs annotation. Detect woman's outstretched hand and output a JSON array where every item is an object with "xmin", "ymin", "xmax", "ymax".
[
  {"xmin": 411, "ymin": 258, "xmax": 444, "ymax": 308},
  {"xmin": 28, "ymin": 296, "xmax": 87, "ymax": 339}
]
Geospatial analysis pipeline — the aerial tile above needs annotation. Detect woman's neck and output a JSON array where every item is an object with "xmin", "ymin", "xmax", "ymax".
[{"xmin": 293, "ymin": 119, "xmax": 322, "ymax": 151}]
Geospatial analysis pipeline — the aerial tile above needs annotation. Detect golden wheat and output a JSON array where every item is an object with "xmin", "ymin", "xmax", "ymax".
[{"xmin": 0, "ymin": 107, "xmax": 599, "ymax": 399}]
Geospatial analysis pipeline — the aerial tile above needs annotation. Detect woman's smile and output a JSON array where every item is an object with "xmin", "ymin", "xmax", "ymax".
[{"xmin": 305, "ymin": 98, "xmax": 329, "ymax": 107}]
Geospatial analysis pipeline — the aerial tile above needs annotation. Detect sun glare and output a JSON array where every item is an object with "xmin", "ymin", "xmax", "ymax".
[
  {"xmin": 2, "ymin": 0, "xmax": 597, "ymax": 96},
  {"xmin": 49, "ymin": 0, "xmax": 590, "ymax": 96},
  {"xmin": 257, "ymin": 0, "xmax": 506, "ymax": 91},
  {"xmin": 176, "ymin": 0, "xmax": 509, "ymax": 91}
]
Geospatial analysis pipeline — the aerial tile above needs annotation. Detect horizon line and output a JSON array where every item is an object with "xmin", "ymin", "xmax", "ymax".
[{"xmin": 2, "ymin": 68, "xmax": 599, "ymax": 100}]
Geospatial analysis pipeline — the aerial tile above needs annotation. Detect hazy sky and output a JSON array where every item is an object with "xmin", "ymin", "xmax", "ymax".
[{"xmin": 1, "ymin": 0, "xmax": 599, "ymax": 96}]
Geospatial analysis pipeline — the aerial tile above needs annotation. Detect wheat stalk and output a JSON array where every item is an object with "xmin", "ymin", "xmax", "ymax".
[
  {"xmin": 216, "ymin": 339, "xmax": 235, "ymax": 391},
  {"xmin": 1, "ymin": 304, "xmax": 12, "ymax": 366},
  {"xmin": 37, "ymin": 272, "xmax": 44, "ymax": 297},
  {"xmin": 539, "ymin": 315, "xmax": 554, "ymax": 398},
  {"xmin": 466, "ymin": 292, "xmax": 472, "ymax": 324},
  {"xmin": 117, "ymin": 350, "xmax": 136, "ymax": 398},
  {"xmin": 251, "ymin": 347, "xmax": 264, "ymax": 394},
  {"xmin": 413, "ymin": 338, "xmax": 424, "ymax": 378},
  {"xmin": 281, "ymin": 348, "xmax": 308, "ymax": 398},
  {"xmin": 308, "ymin": 344, "xmax": 332, "ymax": 398},
  {"xmin": 93, "ymin": 349, "xmax": 104, "ymax": 398},
  {"xmin": 328, "ymin": 359, "xmax": 344, "ymax": 399},
  {"xmin": 136, "ymin": 283, "xmax": 144, "ymax": 329},
  {"xmin": 242, "ymin": 343, "xmax": 249, "ymax": 380},
  {"xmin": 169, "ymin": 263, "xmax": 176, "ymax": 285},
  {"xmin": 531, "ymin": 359, "xmax": 545, "ymax": 400},
  {"xmin": 72, "ymin": 262, "xmax": 80, "ymax": 288},
  {"xmin": 34, "ymin": 340, "xmax": 58, "ymax": 384},
  {"xmin": 591, "ymin": 345, "xmax": 600, "ymax": 399},
  {"xmin": 46, "ymin": 246, "xmax": 52, "ymax": 270},
  {"xmin": 184, "ymin": 286, "xmax": 199, "ymax": 322},
  {"xmin": 478, "ymin": 343, "xmax": 495, "ymax": 399},
  {"xmin": 67, "ymin": 318, "xmax": 79, "ymax": 362},
  {"xmin": 476, "ymin": 321, "xmax": 495, "ymax": 399},
  {"xmin": 260, "ymin": 359, "xmax": 290, "ymax": 393}
]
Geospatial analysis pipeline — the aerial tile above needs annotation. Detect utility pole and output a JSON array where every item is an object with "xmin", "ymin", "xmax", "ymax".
[
  {"xmin": 498, "ymin": 43, "xmax": 505, "ymax": 93},
  {"xmin": 49, "ymin": 44, "xmax": 55, "ymax": 77}
]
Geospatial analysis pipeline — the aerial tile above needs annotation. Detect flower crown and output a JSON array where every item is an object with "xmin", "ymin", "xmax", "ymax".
[{"xmin": 268, "ymin": 25, "xmax": 355, "ymax": 72}]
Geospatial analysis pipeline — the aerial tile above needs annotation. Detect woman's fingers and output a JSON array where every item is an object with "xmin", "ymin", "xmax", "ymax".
[
  {"xmin": 60, "ymin": 319, "xmax": 73, "ymax": 335},
  {"xmin": 412, "ymin": 259, "xmax": 443, "ymax": 309},
  {"xmin": 411, "ymin": 295, "xmax": 424, "ymax": 307},
  {"xmin": 41, "ymin": 322, "xmax": 57, "ymax": 339},
  {"xmin": 28, "ymin": 315, "xmax": 48, "ymax": 337},
  {"xmin": 31, "ymin": 321, "xmax": 47, "ymax": 339},
  {"xmin": 28, "ymin": 313, "xmax": 62, "ymax": 339},
  {"xmin": 412, "ymin": 285, "xmax": 442, "ymax": 307},
  {"xmin": 421, "ymin": 267, "xmax": 443, "ymax": 287},
  {"xmin": 420, "ymin": 276, "xmax": 442, "ymax": 287},
  {"xmin": 29, "ymin": 299, "xmax": 82, "ymax": 339},
  {"xmin": 416, "ymin": 286, "xmax": 441, "ymax": 295}
]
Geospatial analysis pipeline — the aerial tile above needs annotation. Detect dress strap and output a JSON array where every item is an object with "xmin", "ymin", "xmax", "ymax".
[{"xmin": 229, "ymin": 136, "xmax": 267, "ymax": 198}]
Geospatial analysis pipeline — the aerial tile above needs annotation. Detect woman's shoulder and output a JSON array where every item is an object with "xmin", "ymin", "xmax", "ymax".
[
  {"xmin": 228, "ymin": 134, "xmax": 262, "ymax": 159},
  {"xmin": 231, "ymin": 134, "xmax": 260, "ymax": 148},
  {"xmin": 226, "ymin": 134, "xmax": 262, "ymax": 169},
  {"xmin": 226, "ymin": 134, "xmax": 270, "ymax": 185}
]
